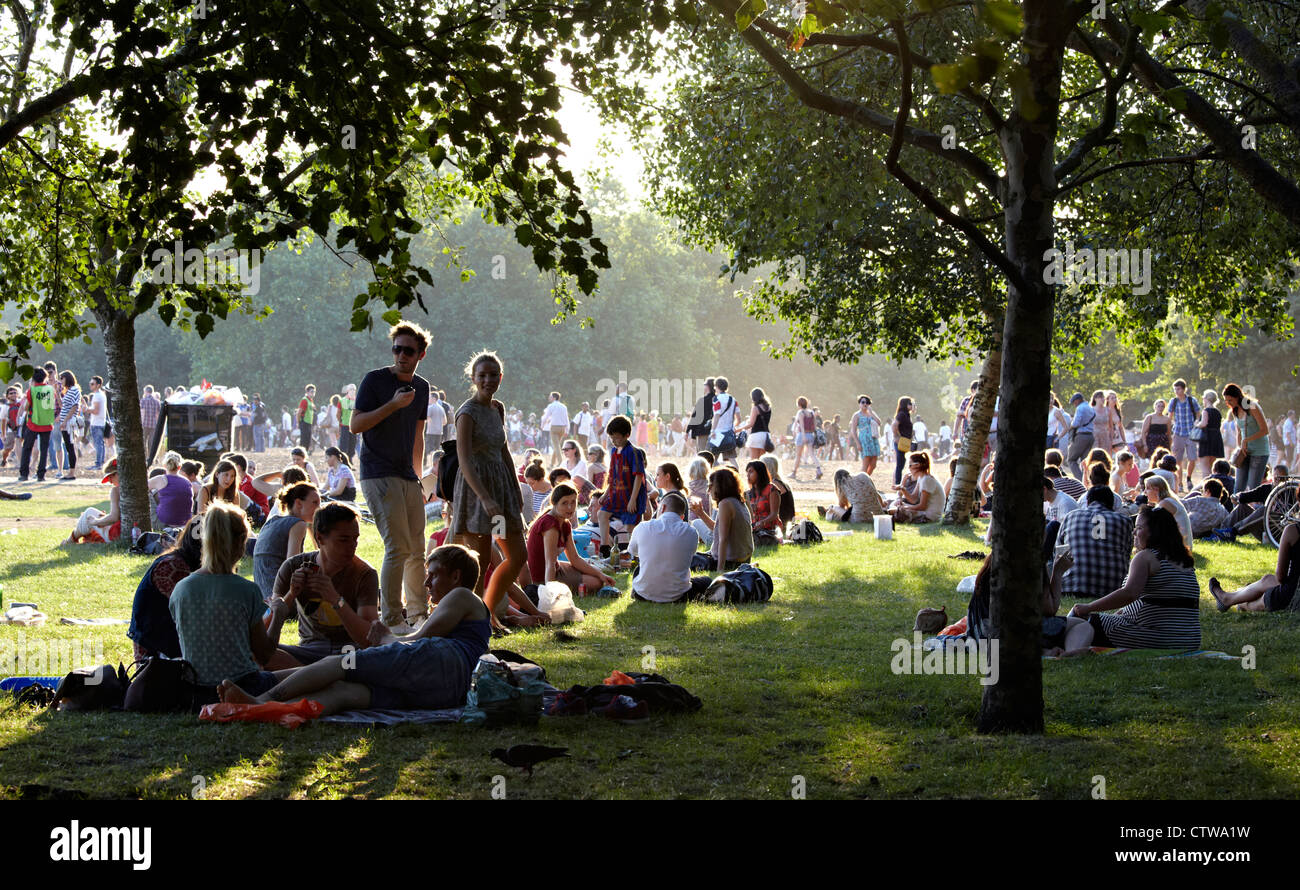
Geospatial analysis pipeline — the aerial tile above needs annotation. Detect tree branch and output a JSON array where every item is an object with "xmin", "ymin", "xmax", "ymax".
[
  {"xmin": 1054, "ymin": 147, "xmax": 1220, "ymax": 198},
  {"xmin": 884, "ymin": 21, "xmax": 1029, "ymax": 296},
  {"xmin": 1054, "ymin": 22, "xmax": 1137, "ymax": 183},
  {"xmin": 707, "ymin": 0, "xmax": 1004, "ymax": 198}
]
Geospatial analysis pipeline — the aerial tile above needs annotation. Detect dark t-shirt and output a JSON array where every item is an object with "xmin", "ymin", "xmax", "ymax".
[
  {"xmin": 355, "ymin": 367, "xmax": 430, "ymax": 481},
  {"xmin": 273, "ymin": 551, "xmax": 379, "ymax": 648}
]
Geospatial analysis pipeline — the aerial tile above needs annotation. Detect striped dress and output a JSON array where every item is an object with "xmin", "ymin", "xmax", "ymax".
[{"xmin": 1096, "ymin": 555, "xmax": 1201, "ymax": 649}]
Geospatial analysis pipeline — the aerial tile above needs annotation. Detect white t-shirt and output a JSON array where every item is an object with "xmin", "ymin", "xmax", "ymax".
[
  {"xmin": 628, "ymin": 512, "xmax": 699, "ymax": 602},
  {"xmin": 281, "ymin": 411, "xmax": 292, "ymax": 431},
  {"xmin": 1283, "ymin": 417, "xmax": 1296, "ymax": 445},
  {"xmin": 939, "ymin": 424, "xmax": 951, "ymax": 441},
  {"xmin": 712, "ymin": 393, "xmax": 738, "ymax": 434},
  {"xmin": 1043, "ymin": 490, "xmax": 1079, "ymax": 523},
  {"xmin": 562, "ymin": 458, "xmax": 589, "ymax": 484},
  {"xmin": 917, "ymin": 474, "xmax": 945, "ymax": 521},
  {"xmin": 913, "ymin": 420, "xmax": 929, "ymax": 444},
  {"xmin": 577, "ymin": 410, "xmax": 594, "ymax": 437},
  {"xmin": 89, "ymin": 391, "xmax": 108, "ymax": 428},
  {"xmin": 426, "ymin": 400, "xmax": 447, "ymax": 435}
]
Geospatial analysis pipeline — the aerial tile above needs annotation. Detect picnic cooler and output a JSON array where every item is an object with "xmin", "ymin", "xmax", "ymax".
[{"xmin": 147, "ymin": 404, "xmax": 237, "ymax": 472}]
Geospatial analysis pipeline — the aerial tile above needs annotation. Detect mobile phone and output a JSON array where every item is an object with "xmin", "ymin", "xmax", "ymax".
[{"xmin": 399, "ymin": 385, "xmax": 415, "ymax": 394}]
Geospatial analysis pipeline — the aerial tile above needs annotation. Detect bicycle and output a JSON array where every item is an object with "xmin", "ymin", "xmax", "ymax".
[{"xmin": 1263, "ymin": 473, "xmax": 1300, "ymax": 549}]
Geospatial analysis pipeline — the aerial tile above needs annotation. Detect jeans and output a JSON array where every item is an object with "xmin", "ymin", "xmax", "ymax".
[
  {"xmin": 46, "ymin": 429, "xmax": 63, "ymax": 473},
  {"xmin": 20, "ymin": 427, "xmax": 51, "ymax": 479},
  {"xmin": 91, "ymin": 425, "xmax": 105, "ymax": 467},
  {"xmin": 253, "ymin": 424, "xmax": 266, "ymax": 452},
  {"xmin": 894, "ymin": 447, "xmax": 907, "ymax": 485},
  {"xmin": 360, "ymin": 476, "xmax": 427, "ymax": 625},
  {"xmin": 1236, "ymin": 453, "xmax": 1268, "ymax": 494}
]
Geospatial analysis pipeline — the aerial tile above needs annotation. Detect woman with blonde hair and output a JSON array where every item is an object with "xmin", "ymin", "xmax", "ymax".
[
  {"xmin": 169, "ymin": 501, "xmax": 293, "ymax": 697},
  {"xmin": 149, "ymin": 449, "xmax": 196, "ymax": 528},
  {"xmin": 1142, "ymin": 473, "xmax": 1192, "ymax": 553},
  {"xmin": 449, "ymin": 351, "xmax": 527, "ymax": 631}
]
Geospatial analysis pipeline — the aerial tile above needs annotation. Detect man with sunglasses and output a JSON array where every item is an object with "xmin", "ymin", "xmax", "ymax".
[{"xmin": 350, "ymin": 321, "xmax": 433, "ymax": 632}]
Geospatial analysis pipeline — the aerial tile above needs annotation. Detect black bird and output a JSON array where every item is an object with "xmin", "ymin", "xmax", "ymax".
[{"xmin": 491, "ymin": 744, "xmax": 570, "ymax": 777}]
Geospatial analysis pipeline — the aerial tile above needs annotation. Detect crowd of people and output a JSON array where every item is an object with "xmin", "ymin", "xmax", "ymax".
[{"xmin": 10, "ymin": 326, "xmax": 1294, "ymax": 711}]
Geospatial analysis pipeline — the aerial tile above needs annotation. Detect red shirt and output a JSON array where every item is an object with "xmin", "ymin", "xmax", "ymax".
[
  {"xmin": 240, "ymin": 476, "xmax": 270, "ymax": 514},
  {"xmin": 526, "ymin": 512, "xmax": 571, "ymax": 583}
]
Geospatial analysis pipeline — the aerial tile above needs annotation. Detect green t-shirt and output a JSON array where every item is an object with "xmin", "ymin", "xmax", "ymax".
[
  {"xmin": 27, "ymin": 384, "xmax": 55, "ymax": 428},
  {"xmin": 339, "ymin": 396, "xmax": 354, "ymax": 426},
  {"xmin": 168, "ymin": 573, "xmax": 269, "ymax": 686}
]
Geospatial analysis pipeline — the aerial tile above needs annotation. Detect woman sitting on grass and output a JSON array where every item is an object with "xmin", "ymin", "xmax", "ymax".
[
  {"xmin": 518, "ymin": 457, "xmax": 551, "ymax": 525},
  {"xmin": 128, "ymin": 514, "xmax": 203, "ymax": 660},
  {"xmin": 1142, "ymin": 474, "xmax": 1192, "ymax": 553},
  {"xmin": 890, "ymin": 452, "xmax": 944, "ymax": 524},
  {"xmin": 647, "ymin": 461, "xmax": 688, "ymax": 518},
  {"xmin": 1209, "ymin": 522, "xmax": 1300, "ymax": 612},
  {"xmin": 219, "ymin": 544, "xmax": 491, "ymax": 715},
  {"xmin": 1058, "ymin": 506, "xmax": 1201, "ymax": 654},
  {"xmin": 64, "ymin": 459, "xmax": 123, "ymax": 545},
  {"xmin": 170, "ymin": 502, "xmax": 295, "ymax": 698},
  {"xmin": 322, "ymin": 446, "xmax": 357, "ymax": 501},
  {"xmin": 823, "ymin": 468, "xmax": 886, "ymax": 522},
  {"xmin": 526, "ymin": 483, "xmax": 615, "ymax": 597},
  {"xmin": 761, "ymin": 455, "xmax": 796, "ymax": 535},
  {"xmin": 744, "ymin": 459, "xmax": 782, "ymax": 543},
  {"xmin": 689, "ymin": 466, "xmax": 753, "ymax": 570},
  {"xmin": 197, "ymin": 458, "xmax": 254, "ymax": 514},
  {"xmin": 252, "ymin": 481, "xmax": 321, "ymax": 601}
]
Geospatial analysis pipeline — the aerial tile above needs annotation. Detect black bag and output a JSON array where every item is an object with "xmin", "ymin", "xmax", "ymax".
[
  {"xmin": 716, "ymin": 430, "xmax": 736, "ymax": 454},
  {"xmin": 788, "ymin": 518, "xmax": 823, "ymax": 544},
  {"xmin": 51, "ymin": 663, "xmax": 129, "ymax": 711},
  {"xmin": 705, "ymin": 563, "xmax": 774, "ymax": 604},
  {"xmin": 763, "ymin": 434, "xmax": 776, "ymax": 453},
  {"xmin": 735, "ymin": 430, "xmax": 748, "ymax": 449},
  {"xmin": 123, "ymin": 656, "xmax": 201, "ymax": 713},
  {"xmin": 690, "ymin": 551, "xmax": 716, "ymax": 572},
  {"xmin": 754, "ymin": 527, "xmax": 780, "ymax": 547},
  {"xmin": 130, "ymin": 530, "xmax": 174, "ymax": 556},
  {"xmin": 103, "ymin": 420, "xmax": 113, "ymax": 439},
  {"xmin": 436, "ymin": 439, "xmax": 459, "ymax": 501},
  {"xmin": 813, "ymin": 428, "xmax": 827, "ymax": 448}
]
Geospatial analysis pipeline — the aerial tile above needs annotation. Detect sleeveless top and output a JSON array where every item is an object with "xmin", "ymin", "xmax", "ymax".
[
  {"xmin": 1096, "ymin": 556, "xmax": 1201, "ymax": 650},
  {"xmin": 753, "ymin": 404, "xmax": 771, "ymax": 434},
  {"xmin": 749, "ymin": 483, "xmax": 775, "ymax": 528},
  {"xmin": 776, "ymin": 482, "xmax": 796, "ymax": 524},
  {"xmin": 156, "ymin": 472, "xmax": 196, "ymax": 527},
  {"xmin": 445, "ymin": 611, "xmax": 492, "ymax": 672},
  {"xmin": 710, "ymin": 496, "xmax": 754, "ymax": 564},
  {"xmin": 253, "ymin": 514, "xmax": 305, "ymax": 600},
  {"xmin": 1239, "ymin": 407, "xmax": 1269, "ymax": 456},
  {"xmin": 1205, "ymin": 407, "xmax": 1221, "ymax": 431},
  {"xmin": 896, "ymin": 413, "xmax": 914, "ymax": 441}
]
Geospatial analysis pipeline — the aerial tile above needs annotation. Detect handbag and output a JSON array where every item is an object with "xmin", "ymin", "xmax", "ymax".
[
  {"xmin": 124, "ymin": 656, "xmax": 201, "ymax": 712},
  {"xmin": 1189, "ymin": 427, "xmax": 1204, "ymax": 442},
  {"xmin": 896, "ymin": 436, "xmax": 912, "ymax": 452},
  {"xmin": 763, "ymin": 433, "xmax": 776, "ymax": 453},
  {"xmin": 1231, "ymin": 447, "xmax": 1248, "ymax": 468},
  {"xmin": 103, "ymin": 419, "xmax": 113, "ymax": 439}
]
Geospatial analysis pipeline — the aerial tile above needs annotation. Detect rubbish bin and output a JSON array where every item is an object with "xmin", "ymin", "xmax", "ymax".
[{"xmin": 148, "ymin": 404, "xmax": 237, "ymax": 473}]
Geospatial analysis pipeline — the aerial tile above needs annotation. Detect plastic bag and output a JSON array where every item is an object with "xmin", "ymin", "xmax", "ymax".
[
  {"xmin": 537, "ymin": 581, "xmax": 585, "ymax": 625},
  {"xmin": 198, "ymin": 699, "xmax": 323, "ymax": 729}
]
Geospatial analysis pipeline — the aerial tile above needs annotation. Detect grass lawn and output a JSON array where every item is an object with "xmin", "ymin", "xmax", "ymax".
[{"xmin": 1, "ymin": 483, "xmax": 1298, "ymax": 800}]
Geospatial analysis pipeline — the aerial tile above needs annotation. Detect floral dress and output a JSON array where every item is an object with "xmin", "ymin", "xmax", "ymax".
[
  {"xmin": 853, "ymin": 411, "xmax": 881, "ymax": 457},
  {"xmin": 449, "ymin": 398, "xmax": 525, "ymax": 537}
]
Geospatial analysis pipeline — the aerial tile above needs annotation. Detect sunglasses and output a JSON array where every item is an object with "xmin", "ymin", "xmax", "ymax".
[{"xmin": 391, "ymin": 344, "xmax": 419, "ymax": 357}]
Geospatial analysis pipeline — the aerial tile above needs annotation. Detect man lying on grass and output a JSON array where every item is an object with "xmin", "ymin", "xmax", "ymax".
[{"xmin": 218, "ymin": 545, "xmax": 490, "ymax": 715}]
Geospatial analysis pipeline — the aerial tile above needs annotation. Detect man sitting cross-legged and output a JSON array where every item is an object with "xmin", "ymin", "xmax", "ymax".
[{"xmin": 219, "ymin": 544, "xmax": 490, "ymax": 715}]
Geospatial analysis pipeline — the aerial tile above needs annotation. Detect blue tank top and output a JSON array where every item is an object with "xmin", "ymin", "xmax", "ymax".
[
  {"xmin": 446, "ymin": 614, "xmax": 492, "ymax": 671},
  {"xmin": 252, "ymin": 514, "xmax": 305, "ymax": 600}
]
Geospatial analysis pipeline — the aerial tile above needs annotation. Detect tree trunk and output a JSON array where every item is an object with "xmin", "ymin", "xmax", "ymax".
[
  {"xmin": 942, "ymin": 341, "xmax": 1001, "ymax": 525},
  {"xmin": 977, "ymin": 0, "xmax": 1069, "ymax": 734},
  {"xmin": 93, "ymin": 306, "xmax": 151, "ymax": 538}
]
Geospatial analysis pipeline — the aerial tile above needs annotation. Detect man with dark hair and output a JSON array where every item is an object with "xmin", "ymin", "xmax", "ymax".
[
  {"xmin": 86, "ymin": 375, "xmax": 108, "ymax": 471},
  {"xmin": 1043, "ymin": 474, "xmax": 1079, "ymax": 523},
  {"xmin": 141, "ymin": 385, "xmax": 162, "ymax": 459},
  {"xmin": 351, "ymin": 320, "xmax": 432, "ymax": 631},
  {"xmin": 1168, "ymin": 378, "xmax": 1201, "ymax": 489},
  {"xmin": 688, "ymin": 378, "xmax": 715, "ymax": 454},
  {"xmin": 297, "ymin": 384, "xmax": 317, "ymax": 453},
  {"xmin": 1065, "ymin": 392, "xmax": 1095, "ymax": 481},
  {"xmin": 709, "ymin": 376, "xmax": 739, "ymax": 462},
  {"xmin": 18, "ymin": 368, "xmax": 55, "ymax": 482},
  {"xmin": 1052, "ymin": 486, "xmax": 1134, "ymax": 601}
]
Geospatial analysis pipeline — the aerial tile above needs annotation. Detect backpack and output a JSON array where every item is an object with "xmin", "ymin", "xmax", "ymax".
[
  {"xmin": 788, "ymin": 518, "xmax": 822, "ymax": 544},
  {"xmin": 51, "ymin": 663, "xmax": 129, "ymax": 711},
  {"xmin": 123, "ymin": 656, "xmax": 202, "ymax": 713},
  {"xmin": 704, "ymin": 563, "xmax": 774, "ymax": 604},
  {"xmin": 436, "ymin": 439, "xmax": 459, "ymax": 501},
  {"xmin": 130, "ymin": 530, "xmax": 175, "ymax": 556},
  {"xmin": 813, "ymin": 427, "xmax": 827, "ymax": 447}
]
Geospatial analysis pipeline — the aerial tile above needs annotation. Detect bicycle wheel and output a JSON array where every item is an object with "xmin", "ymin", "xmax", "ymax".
[{"xmin": 1263, "ymin": 479, "xmax": 1300, "ymax": 548}]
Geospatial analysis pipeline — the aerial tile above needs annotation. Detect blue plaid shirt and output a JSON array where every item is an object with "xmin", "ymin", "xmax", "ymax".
[{"xmin": 1170, "ymin": 395, "xmax": 1200, "ymax": 437}]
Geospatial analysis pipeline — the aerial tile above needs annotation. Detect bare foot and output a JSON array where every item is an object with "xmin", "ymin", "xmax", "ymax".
[
  {"xmin": 1043, "ymin": 647, "xmax": 1065, "ymax": 658},
  {"xmin": 218, "ymin": 680, "xmax": 257, "ymax": 704}
]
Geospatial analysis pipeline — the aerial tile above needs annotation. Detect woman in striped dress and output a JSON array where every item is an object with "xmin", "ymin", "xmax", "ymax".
[{"xmin": 1063, "ymin": 506, "xmax": 1201, "ymax": 652}]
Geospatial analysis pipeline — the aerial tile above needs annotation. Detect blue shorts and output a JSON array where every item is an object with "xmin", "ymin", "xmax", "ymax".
[
  {"xmin": 345, "ymin": 638, "xmax": 473, "ymax": 710},
  {"xmin": 231, "ymin": 670, "xmax": 279, "ymax": 696}
]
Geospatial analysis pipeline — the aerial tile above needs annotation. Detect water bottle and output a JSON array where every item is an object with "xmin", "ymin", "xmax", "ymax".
[
  {"xmin": 131, "ymin": 523, "xmax": 141, "ymax": 546},
  {"xmin": 578, "ymin": 583, "xmax": 587, "ymax": 597}
]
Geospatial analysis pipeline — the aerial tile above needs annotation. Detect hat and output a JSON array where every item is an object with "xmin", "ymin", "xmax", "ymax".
[
  {"xmin": 1069, "ymin": 392, "xmax": 1085, "ymax": 404},
  {"xmin": 100, "ymin": 459, "xmax": 119, "ymax": 484}
]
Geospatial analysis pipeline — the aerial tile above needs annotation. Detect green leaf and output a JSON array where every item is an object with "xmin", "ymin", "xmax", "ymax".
[
  {"xmin": 381, "ymin": 308, "xmax": 402, "ymax": 325},
  {"xmin": 931, "ymin": 63, "xmax": 967, "ymax": 95},
  {"xmin": 979, "ymin": 0, "xmax": 1023, "ymax": 37},
  {"xmin": 735, "ymin": 0, "xmax": 766, "ymax": 33}
]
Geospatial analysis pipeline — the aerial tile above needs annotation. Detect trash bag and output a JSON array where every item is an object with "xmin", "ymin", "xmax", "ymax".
[{"xmin": 198, "ymin": 699, "xmax": 322, "ymax": 729}]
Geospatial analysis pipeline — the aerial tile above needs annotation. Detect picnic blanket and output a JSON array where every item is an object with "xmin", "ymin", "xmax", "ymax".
[
  {"xmin": 58, "ymin": 618, "xmax": 129, "ymax": 626},
  {"xmin": 1043, "ymin": 648, "xmax": 1239, "ymax": 660},
  {"xmin": 320, "ymin": 708, "xmax": 465, "ymax": 726}
]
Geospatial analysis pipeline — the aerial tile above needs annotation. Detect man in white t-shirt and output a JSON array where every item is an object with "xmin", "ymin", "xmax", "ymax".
[
  {"xmin": 575, "ymin": 401, "xmax": 595, "ymax": 450},
  {"xmin": 628, "ymin": 493, "xmax": 710, "ymax": 602},
  {"xmin": 1043, "ymin": 476, "xmax": 1080, "ymax": 524},
  {"xmin": 281, "ymin": 407, "xmax": 293, "ymax": 447},
  {"xmin": 1284, "ymin": 410, "xmax": 1297, "ymax": 467},
  {"xmin": 912, "ymin": 416, "xmax": 929, "ymax": 451},
  {"xmin": 540, "ymin": 391, "xmax": 570, "ymax": 468},
  {"xmin": 425, "ymin": 393, "xmax": 447, "ymax": 468},
  {"xmin": 87, "ymin": 376, "xmax": 109, "ymax": 470},
  {"xmin": 709, "ymin": 375, "xmax": 740, "ymax": 461}
]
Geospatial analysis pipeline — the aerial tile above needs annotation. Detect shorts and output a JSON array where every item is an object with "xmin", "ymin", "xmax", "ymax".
[
  {"xmin": 277, "ymin": 640, "xmax": 339, "ymax": 665},
  {"xmin": 425, "ymin": 432, "xmax": 442, "ymax": 453},
  {"xmin": 747, "ymin": 431, "xmax": 770, "ymax": 450},
  {"xmin": 1086, "ymin": 613, "xmax": 1114, "ymax": 648},
  {"xmin": 795, "ymin": 431, "xmax": 815, "ymax": 446},
  {"xmin": 1040, "ymin": 617, "xmax": 1068, "ymax": 649},
  {"xmin": 230, "ymin": 670, "xmax": 279, "ymax": 696},
  {"xmin": 1169, "ymin": 435, "xmax": 1197, "ymax": 462},
  {"xmin": 1262, "ymin": 583, "xmax": 1296, "ymax": 612},
  {"xmin": 345, "ymin": 637, "xmax": 472, "ymax": 710},
  {"xmin": 2, "ymin": 429, "xmax": 15, "ymax": 449}
]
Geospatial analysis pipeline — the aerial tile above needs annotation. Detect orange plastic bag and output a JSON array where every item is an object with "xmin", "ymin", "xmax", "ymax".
[
  {"xmin": 199, "ymin": 699, "xmax": 323, "ymax": 729},
  {"xmin": 604, "ymin": 670, "xmax": 636, "ymax": 686},
  {"xmin": 939, "ymin": 615, "xmax": 968, "ymax": 637}
]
